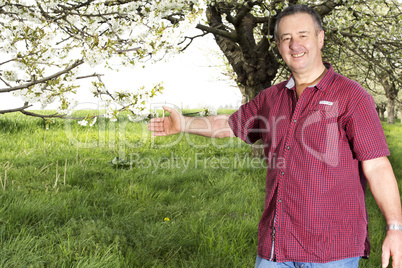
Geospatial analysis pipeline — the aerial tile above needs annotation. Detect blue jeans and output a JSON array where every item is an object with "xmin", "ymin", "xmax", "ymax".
[{"xmin": 255, "ymin": 256, "xmax": 361, "ymax": 268}]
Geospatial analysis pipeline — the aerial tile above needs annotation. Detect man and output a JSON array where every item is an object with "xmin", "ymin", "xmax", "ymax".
[{"xmin": 148, "ymin": 5, "xmax": 402, "ymax": 268}]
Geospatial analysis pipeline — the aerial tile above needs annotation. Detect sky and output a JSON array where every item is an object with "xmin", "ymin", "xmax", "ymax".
[{"xmin": 0, "ymin": 34, "xmax": 242, "ymax": 112}]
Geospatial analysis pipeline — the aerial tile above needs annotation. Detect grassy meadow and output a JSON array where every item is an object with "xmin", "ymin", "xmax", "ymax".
[{"xmin": 0, "ymin": 110, "xmax": 400, "ymax": 267}]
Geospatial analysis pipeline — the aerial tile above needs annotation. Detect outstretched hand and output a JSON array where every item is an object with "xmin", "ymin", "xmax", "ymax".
[{"xmin": 147, "ymin": 106, "xmax": 184, "ymax": 136}]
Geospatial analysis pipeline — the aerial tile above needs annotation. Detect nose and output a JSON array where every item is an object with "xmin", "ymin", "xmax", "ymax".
[{"xmin": 289, "ymin": 38, "xmax": 301, "ymax": 50}]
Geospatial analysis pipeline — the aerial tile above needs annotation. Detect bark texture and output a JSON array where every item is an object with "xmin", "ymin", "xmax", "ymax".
[
  {"xmin": 382, "ymin": 77, "xmax": 398, "ymax": 124},
  {"xmin": 205, "ymin": 4, "xmax": 279, "ymax": 103}
]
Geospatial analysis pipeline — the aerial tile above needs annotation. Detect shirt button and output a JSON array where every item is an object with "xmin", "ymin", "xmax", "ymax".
[
  {"xmin": 281, "ymin": 171, "xmax": 285, "ymax": 175},
  {"xmin": 293, "ymin": 119, "xmax": 297, "ymax": 123},
  {"xmin": 278, "ymin": 199, "xmax": 282, "ymax": 203},
  {"xmin": 286, "ymin": 146, "xmax": 290, "ymax": 150}
]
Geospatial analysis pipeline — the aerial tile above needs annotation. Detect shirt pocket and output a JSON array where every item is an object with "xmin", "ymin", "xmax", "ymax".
[{"xmin": 296, "ymin": 104, "xmax": 341, "ymax": 166}]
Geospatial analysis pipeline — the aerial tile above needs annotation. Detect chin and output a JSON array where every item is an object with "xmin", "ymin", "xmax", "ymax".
[{"xmin": 289, "ymin": 64, "xmax": 308, "ymax": 73}]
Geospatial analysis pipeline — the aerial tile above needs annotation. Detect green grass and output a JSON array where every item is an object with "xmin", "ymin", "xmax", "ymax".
[
  {"xmin": 0, "ymin": 111, "xmax": 400, "ymax": 267},
  {"xmin": 360, "ymin": 121, "xmax": 402, "ymax": 268}
]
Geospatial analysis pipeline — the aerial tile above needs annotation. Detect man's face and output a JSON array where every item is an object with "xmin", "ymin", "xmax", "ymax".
[{"xmin": 276, "ymin": 13, "xmax": 324, "ymax": 76}]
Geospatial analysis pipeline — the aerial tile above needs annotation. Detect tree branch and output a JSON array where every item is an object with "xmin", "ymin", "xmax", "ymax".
[
  {"xmin": 0, "ymin": 102, "xmax": 32, "ymax": 115},
  {"xmin": 195, "ymin": 23, "xmax": 237, "ymax": 40},
  {"xmin": 0, "ymin": 76, "xmax": 11, "ymax": 87},
  {"xmin": 76, "ymin": 73, "xmax": 105, "ymax": 80},
  {"xmin": 234, "ymin": 0, "xmax": 261, "ymax": 26},
  {"xmin": 313, "ymin": 0, "xmax": 342, "ymax": 17},
  {"xmin": 178, "ymin": 32, "xmax": 209, "ymax": 51},
  {"xmin": 116, "ymin": 47, "xmax": 141, "ymax": 54},
  {"xmin": 18, "ymin": 109, "xmax": 85, "ymax": 120},
  {"xmin": 0, "ymin": 59, "xmax": 84, "ymax": 93}
]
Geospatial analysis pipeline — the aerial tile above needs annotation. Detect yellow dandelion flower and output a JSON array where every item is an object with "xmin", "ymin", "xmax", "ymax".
[{"xmin": 164, "ymin": 217, "xmax": 170, "ymax": 222}]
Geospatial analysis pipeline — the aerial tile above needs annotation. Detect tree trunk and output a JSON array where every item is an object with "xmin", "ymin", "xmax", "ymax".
[
  {"xmin": 399, "ymin": 103, "xmax": 402, "ymax": 123},
  {"xmin": 376, "ymin": 103, "xmax": 386, "ymax": 121},
  {"xmin": 387, "ymin": 98, "xmax": 395, "ymax": 124},
  {"xmin": 380, "ymin": 108, "xmax": 385, "ymax": 122},
  {"xmin": 238, "ymin": 85, "xmax": 249, "ymax": 104},
  {"xmin": 206, "ymin": 6, "xmax": 279, "ymax": 158},
  {"xmin": 381, "ymin": 78, "xmax": 397, "ymax": 124}
]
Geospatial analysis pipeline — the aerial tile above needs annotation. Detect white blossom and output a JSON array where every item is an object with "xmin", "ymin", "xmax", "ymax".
[
  {"xmin": 199, "ymin": 105, "xmax": 217, "ymax": 117},
  {"xmin": 89, "ymin": 117, "xmax": 97, "ymax": 127},
  {"xmin": 78, "ymin": 120, "xmax": 88, "ymax": 126}
]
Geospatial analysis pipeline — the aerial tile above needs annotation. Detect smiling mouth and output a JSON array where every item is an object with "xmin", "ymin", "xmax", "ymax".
[{"xmin": 292, "ymin": 52, "xmax": 306, "ymax": 58}]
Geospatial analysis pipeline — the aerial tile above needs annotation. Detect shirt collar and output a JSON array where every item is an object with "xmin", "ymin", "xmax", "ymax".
[{"xmin": 285, "ymin": 62, "xmax": 334, "ymax": 91}]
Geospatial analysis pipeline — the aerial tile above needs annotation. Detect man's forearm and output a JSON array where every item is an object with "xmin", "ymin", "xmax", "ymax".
[
  {"xmin": 363, "ymin": 156, "xmax": 402, "ymax": 225},
  {"xmin": 183, "ymin": 115, "xmax": 235, "ymax": 138},
  {"xmin": 363, "ymin": 156, "xmax": 402, "ymax": 268},
  {"xmin": 148, "ymin": 107, "xmax": 235, "ymax": 138}
]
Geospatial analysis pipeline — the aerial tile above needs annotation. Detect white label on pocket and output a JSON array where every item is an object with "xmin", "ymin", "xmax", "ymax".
[{"xmin": 319, "ymin": 100, "xmax": 333, "ymax": 106}]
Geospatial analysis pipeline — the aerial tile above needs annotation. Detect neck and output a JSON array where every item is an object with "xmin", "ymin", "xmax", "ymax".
[
  {"xmin": 294, "ymin": 64, "xmax": 328, "ymax": 99},
  {"xmin": 293, "ymin": 64, "xmax": 327, "ymax": 86}
]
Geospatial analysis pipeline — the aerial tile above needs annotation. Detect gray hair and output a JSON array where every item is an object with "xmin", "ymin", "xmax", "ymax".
[{"xmin": 274, "ymin": 5, "xmax": 323, "ymax": 40}]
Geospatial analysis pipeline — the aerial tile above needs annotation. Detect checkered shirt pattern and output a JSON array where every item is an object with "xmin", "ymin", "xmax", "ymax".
[{"xmin": 228, "ymin": 63, "xmax": 390, "ymax": 263}]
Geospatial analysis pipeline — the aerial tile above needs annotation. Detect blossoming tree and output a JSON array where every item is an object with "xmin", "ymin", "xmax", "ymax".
[
  {"xmin": 0, "ymin": 0, "xmax": 203, "ymax": 122},
  {"xmin": 0, "ymin": 0, "xmax": 400, "ymax": 124},
  {"xmin": 323, "ymin": 0, "xmax": 401, "ymax": 123}
]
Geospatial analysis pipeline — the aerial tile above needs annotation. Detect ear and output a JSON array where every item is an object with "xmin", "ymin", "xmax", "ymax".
[{"xmin": 318, "ymin": 30, "xmax": 324, "ymax": 49}]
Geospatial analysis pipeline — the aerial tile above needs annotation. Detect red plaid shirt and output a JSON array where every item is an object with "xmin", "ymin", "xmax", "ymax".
[{"xmin": 228, "ymin": 63, "xmax": 390, "ymax": 263}]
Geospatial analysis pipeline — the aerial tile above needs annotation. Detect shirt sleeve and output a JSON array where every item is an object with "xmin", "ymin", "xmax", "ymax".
[
  {"xmin": 228, "ymin": 93, "xmax": 263, "ymax": 144},
  {"xmin": 345, "ymin": 94, "xmax": 390, "ymax": 161}
]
